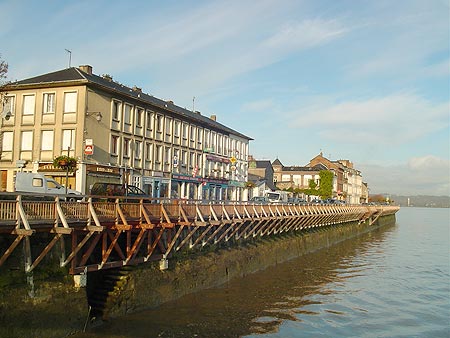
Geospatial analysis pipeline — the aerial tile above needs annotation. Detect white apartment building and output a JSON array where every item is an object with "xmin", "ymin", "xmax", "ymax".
[{"xmin": 0, "ymin": 65, "xmax": 252, "ymax": 201}]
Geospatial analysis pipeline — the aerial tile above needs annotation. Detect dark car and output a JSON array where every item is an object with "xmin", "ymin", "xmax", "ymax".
[
  {"xmin": 288, "ymin": 197, "xmax": 308, "ymax": 205},
  {"xmin": 90, "ymin": 182, "xmax": 148, "ymax": 200},
  {"xmin": 249, "ymin": 196, "xmax": 270, "ymax": 204}
]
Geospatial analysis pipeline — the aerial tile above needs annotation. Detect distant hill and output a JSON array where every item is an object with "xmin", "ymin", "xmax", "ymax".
[{"xmin": 388, "ymin": 195, "xmax": 450, "ymax": 208}]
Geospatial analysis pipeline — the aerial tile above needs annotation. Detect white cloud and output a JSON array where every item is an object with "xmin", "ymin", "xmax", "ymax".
[
  {"xmin": 359, "ymin": 156, "xmax": 450, "ymax": 196},
  {"xmin": 262, "ymin": 19, "xmax": 347, "ymax": 54},
  {"xmin": 292, "ymin": 92, "xmax": 449, "ymax": 145},
  {"xmin": 241, "ymin": 99, "xmax": 276, "ymax": 112}
]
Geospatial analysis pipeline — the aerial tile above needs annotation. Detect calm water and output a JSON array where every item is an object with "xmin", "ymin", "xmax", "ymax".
[{"xmin": 80, "ymin": 207, "xmax": 450, "ymax": 338}]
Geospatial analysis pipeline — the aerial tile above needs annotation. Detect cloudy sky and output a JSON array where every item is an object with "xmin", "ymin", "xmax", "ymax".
[{"xmin": 1, "ymin": 0, "xmax": 449, "ymax": 196}]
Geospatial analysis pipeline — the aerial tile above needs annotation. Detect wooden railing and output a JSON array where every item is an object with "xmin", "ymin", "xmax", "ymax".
[{"xmin": 0, "ymin": 194, "xmax": 399, "ymax": 275}]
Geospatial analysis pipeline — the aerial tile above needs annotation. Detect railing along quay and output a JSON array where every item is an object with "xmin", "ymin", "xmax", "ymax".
[{"xmin": 0, "ymin": 195, "xmax": 399, "ymax": 275}]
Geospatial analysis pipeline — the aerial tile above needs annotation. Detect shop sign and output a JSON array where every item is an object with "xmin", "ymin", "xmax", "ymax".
[
  {"xmin": 206, "ymin": 155, "xmax": 230, "ymax": 164},
  {"xmin": 84, "ymin": 144, "xmax": 94, "ymax": 155},
  {"xmin": 228, "ymin": 180, "xmax": 245, "ymax": 187},
  {"xmin": 86, "ymin": 164, "xmax": 120, "ymax": 175}
]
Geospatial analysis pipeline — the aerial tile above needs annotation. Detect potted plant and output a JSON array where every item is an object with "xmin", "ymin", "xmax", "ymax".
[{"xmin": 53, "ymin": 155, "xmax": 78, "ymax": 172}]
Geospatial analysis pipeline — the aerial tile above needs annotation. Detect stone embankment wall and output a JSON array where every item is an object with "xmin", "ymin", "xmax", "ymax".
[
  {"xmin": 106, "ymin": 215, "xmax": 396, "ymax": 319},
  {"xmin": 0, "ymin": 215, "xmax": 396, "ymax": 337}
]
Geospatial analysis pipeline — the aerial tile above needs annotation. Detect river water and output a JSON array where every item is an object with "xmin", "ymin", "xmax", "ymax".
[{"xmin": 80, "ymin": 207, "xmax": 450, "ymax": 338}]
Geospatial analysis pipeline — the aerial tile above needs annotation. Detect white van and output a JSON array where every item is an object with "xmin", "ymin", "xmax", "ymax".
[
  {"xmin": 15, "ymin": 172, "xmax": 82, "ymax": 201},
  {"xmin": 265, "ymin": 190, "xmax": 289, "ymax": 203}
]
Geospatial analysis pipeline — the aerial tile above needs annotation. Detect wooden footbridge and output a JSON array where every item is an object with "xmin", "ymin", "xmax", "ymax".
[{"xmin": 0, "ymin": 195, "xmax": 399, "ymax": 275}]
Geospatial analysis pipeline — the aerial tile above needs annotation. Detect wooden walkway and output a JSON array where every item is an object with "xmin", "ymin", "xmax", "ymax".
[{"xmin": 0, "ymin": 195, "xmax": 399, "ymax": 275}]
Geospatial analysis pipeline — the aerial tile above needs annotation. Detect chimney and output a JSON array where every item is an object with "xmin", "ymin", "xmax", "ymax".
[
  {"xmin": 133, "ymin": 86, "xmax": 142, "ymax": 93},
  {"xmin": 210, "ymin": 114, "xmax": 217, "ymax": 121},
  {"xmin": 79, "ymin": 65, "xmax": 93, "ymax": 75},
  {"xmin": 102, "ymin": 74, "xmax": 113, "ymax": 81}
]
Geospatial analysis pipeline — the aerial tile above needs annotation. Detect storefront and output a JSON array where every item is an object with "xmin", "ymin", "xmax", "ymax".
[
  {"xmin": 171, "ymin": 173, "xmax": 204, "ymax": 200},
  {"xmin": 142, "ymin": 172, "xmax": 170, "ymax": 198},
  {"xmin": 37, "ymin": 162, "xmax": 77, "ymax": 191},
  {"xmin": 85, "ymin": 164, "xmax": 121, "ymax": 194}
]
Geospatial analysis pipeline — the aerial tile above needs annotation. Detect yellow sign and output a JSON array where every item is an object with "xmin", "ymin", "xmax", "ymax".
[{"xmin": 230, "ymin": 157, "xmax": 237, "ymax": 164}]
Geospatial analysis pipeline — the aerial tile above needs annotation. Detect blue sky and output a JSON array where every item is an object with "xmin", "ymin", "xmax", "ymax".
[{"xmin": 1, "ymin": 0, "xmax": 449, "ymax": 196}]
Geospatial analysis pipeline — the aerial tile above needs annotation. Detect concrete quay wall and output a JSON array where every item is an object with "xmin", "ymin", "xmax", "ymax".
[
  {"xmin": 0, "ymin": 214, "xmax": 396, "ymax": 337},
  {"xmin": 105, "ymin": 214, "xmax": 396, "ymax": 318}
]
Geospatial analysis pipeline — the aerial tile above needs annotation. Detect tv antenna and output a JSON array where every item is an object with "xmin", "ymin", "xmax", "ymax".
[
  {"xmin": 192, "ymin": 96, "xmax": 195, "ymax": 112},
  {"xmin": 65, "ymin": 49, "xmax": 72, "ymax": 68}
]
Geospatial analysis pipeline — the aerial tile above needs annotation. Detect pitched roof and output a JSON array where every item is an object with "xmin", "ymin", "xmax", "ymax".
[
  {"xmin": 272, "ymin": 158, "xmax": 283, "ymax": 166},
  {"xmin": 10, "ymin": 67, "xmax": 253, "ymax": 140},
  {"xmin": 254, "ymin": 160, "xmax": 272, "ymax": 169}
]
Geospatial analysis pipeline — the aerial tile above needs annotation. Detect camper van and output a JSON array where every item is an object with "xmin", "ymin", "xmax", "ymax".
[
  {"xmin": 265, "ymin": 190, "xmax": 289, "ymax": 203},
  {"xmin": 15, "ymin": 172, "xmax": 82, "ymax": 201}
]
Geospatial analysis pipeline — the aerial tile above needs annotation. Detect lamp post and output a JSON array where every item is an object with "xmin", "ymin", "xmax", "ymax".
[{"xmin": 65, "ymin": 146, "xmax": 70, "ymax": 195}]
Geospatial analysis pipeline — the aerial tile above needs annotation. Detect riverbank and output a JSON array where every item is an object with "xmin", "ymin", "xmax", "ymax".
[{"xmin": 0, "ymin": 215, "xmax": 396, "ymax": 338}]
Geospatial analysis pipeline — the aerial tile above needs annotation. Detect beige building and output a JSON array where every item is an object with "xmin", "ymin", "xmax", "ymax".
[
  {"xmin": 272, "ymin": 158, "xmax": 327, "ymax": 192},
  {"xmin": 309, "ymin": 153, "xmax": 365, "ymax": 203},
  {"xmin": 0, "ymin": 65, "xmax": 252, "ymax": 201}
]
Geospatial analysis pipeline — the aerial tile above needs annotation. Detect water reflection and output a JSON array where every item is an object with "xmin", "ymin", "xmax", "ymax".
[{"xmin": 78, "ymin": 224, "xmax": 397, "ymax": 338}]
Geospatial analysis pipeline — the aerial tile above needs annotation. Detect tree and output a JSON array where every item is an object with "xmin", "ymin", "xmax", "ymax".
[
  {"xmin": 301, "ymin": 179, "xmax": 318, "ymax": 197},
  {"xmin": 318, "ymin": 170, "xmax": 333, "ymax": 199},
  {"xmin": 0, "ymin": 54, "xmax": 9, "ymax": 104}
]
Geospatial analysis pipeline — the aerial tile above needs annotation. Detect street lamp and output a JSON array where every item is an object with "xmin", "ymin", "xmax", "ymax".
[{"xmin": 85, "ymin": 111, "xmax": 103, "ymax": 122}]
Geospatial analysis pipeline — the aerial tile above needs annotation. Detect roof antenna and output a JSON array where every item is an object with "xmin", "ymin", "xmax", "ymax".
[
  {"xmin": 65, "ymin": 49, "xmax": 72, "ymax": 68},
  {"xmin": 192, "ymin": 96, "xmax": 195, "ymax": 112}
]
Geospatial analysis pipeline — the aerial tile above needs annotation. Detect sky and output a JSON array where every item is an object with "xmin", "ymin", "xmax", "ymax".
[{"xmin": 1, "ymin": 0, "xmax": 449, "ymax": 196}]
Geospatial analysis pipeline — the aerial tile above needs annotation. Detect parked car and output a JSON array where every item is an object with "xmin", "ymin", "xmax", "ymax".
[
  {"xmin": 287, "ymin": 197, "xmax": 308, "ymax": 205},
  {"xmin": 15, "ymin": 172, "xmax": 82, "ymax": 201},
  {"xmin": 249, "ymin": 196, "xmax": 270, "ymax": 204},
  {"xmin": 90, "ymin": 182, "xmax": 148, "ymax": 201}
]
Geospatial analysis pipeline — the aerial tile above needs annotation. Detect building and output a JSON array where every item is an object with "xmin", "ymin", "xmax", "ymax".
[
  {"xmin": 271, "ymin": 158, "xmax": 327, "ymax": 192},
  {"xmin": 0, "ymin": 65, "xmax": 252, "ymax": 201},
  {"xmin": 247, "ymin": 157, "xmax": 277, "ymax": 198},
  {"xmin": 308, "ymin": 153, "xmax": 364, "ymax": 203}
]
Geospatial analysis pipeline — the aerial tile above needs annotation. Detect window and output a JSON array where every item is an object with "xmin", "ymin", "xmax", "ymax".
[
  {"xmin": 189, "ymin": 152, "xmax": 195, "ymax": 168},
  {"xmin": 23, "ymin": 95, "xmax": 35, "ymax": 115},
  {"xmin": 156, "ymin": 145, "xmax": 162, "ymax": 162},
  {"xmin": 62, "ymin": 129, "xmax": 75, "ymax": 151},
  {"xmin": 181, "ymin": 150, "xmax": 187, "ymax": 167},
  {"xmin": 218, "ymin": 135, "xmax": 223, "ymax": 154},
  {"xmin": 156, "ymin": 115, "xmax": 163, "ymax": 133},
  {"xmin": 112, "ymin": 100, "xmax": 121, "ymax": 120},
  {"xmin": 174, "ymin": 120, "xmax": 180, "ymax": 138},
  {"xmin": 165, "ymin": 117, "xmax": 172, "ymax": 142},
  {"xmin": 155, "ymin": 145, "xmax": 162, "ymax": 170},
  {"xmin": 146, "ymin": 111, "xmax": 153, "ymax": 131},
  {"xmin": 136, "ymin": 108, "xmax": 143, "ymax": 127},
  {"xmin": 165, "ymin": 117, "xmax": 172, "ymax": 135},
  {"xmin": 41, "ymin": 130, "xmax": 54, "ymax": 151},
  {"xmin": 111, "ymin": 135, "xmax": 119, "ymax": 155},
  {"xmin": 189, "ymin": 126, "xmax": 196, "ymax": 148},
  {"xmin": 124, "ymin": 104, "xmax": 132, "ymax": 125},
  {"xmin": 197, "ymin": 129, "xmax": 203, "ymax": 147},
  {"xmin": 164, "ymin": 147, "xmax": 171, "ymax": 164},
  {"xmin": 43, "ymin": 93, "xmax": 55, "ymax": 114},
  {"xmin": 204, "ymin": 130, "xmax": 210, "ymax": 148},
  {"xmin": 197, "ymin": 154, "xmax": 202, "ymax": 170},
  {"xmin": 123, "ymin": 138, "xmax": 130, "ymax": 157},
  {"xmin": 3, "ymin": 96, "xmax": 15, "ymax": 117},
  {"xmin": 182, "ymin": 123, "xmax": 188, "ymax": 139},
  {"xmin": 1, "ymin": 131, "xmax": 13, "ymax": 151},
  {"xmin": 135, "ymin": 141, "xmax": 141, "ymax": 159},
  {"xmin": 21, "ymin": 131, "xmax": 33, "ymax": 151},
  {"xmin": 145, "ymin": 142, "xmax": 152, "ymax": 161},
  {"xmin": 1, "ymin": 131, "xmax": 13, "ymax": 158},
  {"xmin": 63, "ymin": 92, "xmax": 77, "ymax": 113},
  {"xmin": 32, "ymin": 178, "xmax": 43, "ymax": 188}
]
